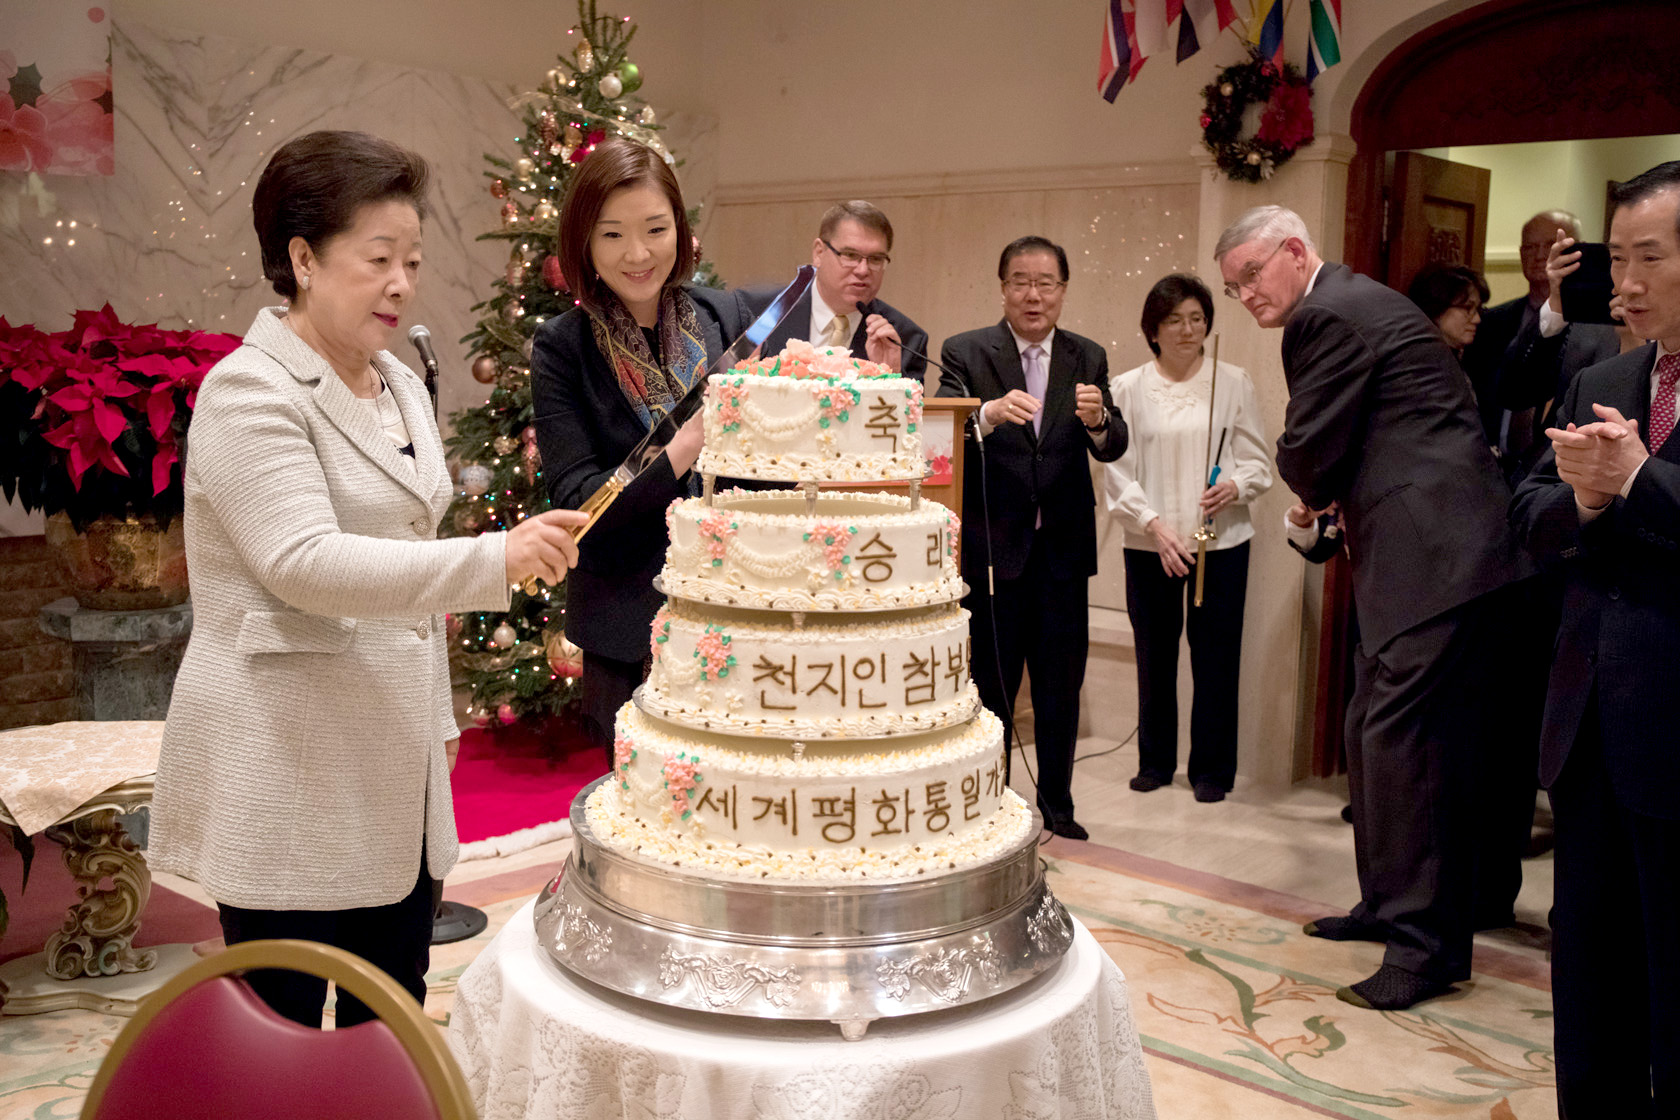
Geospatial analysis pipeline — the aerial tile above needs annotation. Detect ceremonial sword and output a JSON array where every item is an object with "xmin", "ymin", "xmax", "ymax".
[{"xmin": 1192, "ymin": 332, "xmax": 1220, "ymax": 608}]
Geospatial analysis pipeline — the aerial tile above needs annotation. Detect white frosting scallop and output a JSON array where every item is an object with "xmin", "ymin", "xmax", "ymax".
[
  {"xmin": 643, "ymin": 600, "xmax": 978, "ymax": 737},
  {"xmin": 699, "ymin": 371, "xmax": 925, "ymax": 482},
  {"xmin": 595, "ymin": 705, "xmax": 1013, "ymax": 877},
  {"xmin": 662, "ymin": 490, "xmax": 963, "ymax": 610}
]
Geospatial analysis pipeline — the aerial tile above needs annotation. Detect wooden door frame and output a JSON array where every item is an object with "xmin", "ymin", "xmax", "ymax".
[{"xmin": 1313, "ymin": 0, "xmax": 1680, "ymax": 776}]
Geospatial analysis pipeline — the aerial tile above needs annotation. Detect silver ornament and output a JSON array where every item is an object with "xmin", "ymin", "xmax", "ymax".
[{"xmin": 598, "ymin": 73, "xmax": 623, "ymax": 99}]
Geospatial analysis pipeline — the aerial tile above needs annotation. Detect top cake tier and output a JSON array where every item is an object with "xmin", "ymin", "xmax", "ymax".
[{"xmin": 696, "ymin": 342, "xmax": 925, "ymax": 482}]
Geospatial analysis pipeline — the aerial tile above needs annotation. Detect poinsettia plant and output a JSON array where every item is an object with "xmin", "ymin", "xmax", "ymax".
[{"xmin": 0, "ymin": 306, "xmax": 241, "ymax": 530}]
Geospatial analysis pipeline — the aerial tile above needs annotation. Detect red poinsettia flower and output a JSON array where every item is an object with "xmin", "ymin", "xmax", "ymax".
[
  {"xmin": 1257, "ymin": 82, "xmax": 1314, "ymax": 150},
  {"xmin": 568, "ymin": 130, "xmax": 607, "ymax": 164}
]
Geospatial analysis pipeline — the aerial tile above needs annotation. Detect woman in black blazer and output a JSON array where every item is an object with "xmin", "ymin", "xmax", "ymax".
[{"xmin": 531, "ymin": 139, "xmax": 752, "ymax": 764}]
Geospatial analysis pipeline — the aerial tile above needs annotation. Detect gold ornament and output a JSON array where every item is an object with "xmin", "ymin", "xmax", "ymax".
[
  {"xmin": 576, "ymin": 37, "xmax": 595, "ymax": 71},
  {"xmin": 471, "ymin": 356, "xmax": 499, "ymax": 383},
  {"xmin": 533, "ymin": 199, "xmax": 558, "ymax": 222},
  {"xmin": 493, "ymin": 434, "xmax": 519, "ymax": 455},
  {"xmin": 564, "ymin": 123, "xmax": 583, "ymax": 147},
  {"xmin": 514, "ymin": 156, "xmax": 536, "ymax": 181},
  {"xmin": 1245, "ymin": 150, "xmax": 1262, "ymax": 165},
  {"xmin": 538, "ymin": 110, "xmax": 559, "ymax": 145},
  {"xmin": 503, "ymin": 301, "xmax": 525, "ymax": 323},
  {"xmin": 638, "ymin": 106, "xmax": 657, "ymax": 126},
  {"xmin": 506, "ymin": 257, "xmax": 527, "ymax": 286},
  {"xmin": 546, "ymin": 67, "xmax": 566, "ymax": 91},
  {"xmin": 1220, "ymin": 82, "xmax": 1234, "ymax": 97}
]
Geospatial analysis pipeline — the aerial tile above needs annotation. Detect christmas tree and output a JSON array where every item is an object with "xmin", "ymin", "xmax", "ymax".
[{"xmin": 442, "ymin": 0, "xmax": 720, "ymax": 729}]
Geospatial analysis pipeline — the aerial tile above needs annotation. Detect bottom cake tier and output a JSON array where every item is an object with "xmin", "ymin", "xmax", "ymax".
[{"xmin": 594, "ymin": 703, "xmax": 1031, "ymax": 881}]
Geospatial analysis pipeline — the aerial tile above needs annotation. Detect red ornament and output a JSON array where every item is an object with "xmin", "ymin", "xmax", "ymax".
[
  {"xmin": 497, "ymin": 703, "xmax": 517, "ymax": 724},
  {"xmin": 542, "ymin": 254, "xmax": 567, "ymax": 291},
  {"xmin": 490, "ymin": 178, "xmax": 507, "ymax": 199},
  {"xmin": 501, "ymin": 200, "xmax": 519, "ymax": 228},
  {"xmin": 568, "ymin": 129, "xmax": 607, "ymax": 164},
  {"xmin": 1198, "ymin": 113, "xmax": 1212, "ymax": 128}
]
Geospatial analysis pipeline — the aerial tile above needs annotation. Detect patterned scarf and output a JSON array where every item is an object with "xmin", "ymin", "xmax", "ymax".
[{"xmin": 588, "ymin": 288, "xmax": 709, "ymax": 432}]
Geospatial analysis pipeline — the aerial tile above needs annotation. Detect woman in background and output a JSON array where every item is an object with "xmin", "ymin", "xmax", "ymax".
[
  {"xmin": 530, "ymin": 139, "xmax": 754, "ymax": 766},
  {"xmin": 151, "ymin": 130, "xmax": 585, "ymax": 1028},
  {"xmin": 1407, "ymin": 262, "xmax": 1490, "ymax": 356},
  {"xmin": 1104, "ymin": 274, "xmax": 1273, "ymax": 803}
]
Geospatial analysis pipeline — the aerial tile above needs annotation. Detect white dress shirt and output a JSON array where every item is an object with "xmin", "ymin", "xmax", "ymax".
[
  {"xmin": 1104, "ymin": 358, "xmax": 1272, "ymax": 550},
  {"xmin": 808, "ymin": 285, "xmax": 855, "ymax": 350}
]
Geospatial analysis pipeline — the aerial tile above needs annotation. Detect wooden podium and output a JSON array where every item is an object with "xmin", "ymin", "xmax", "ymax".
[{"xmin": 820, "ymin": 398, "xmax": 978, "ymax": 525}]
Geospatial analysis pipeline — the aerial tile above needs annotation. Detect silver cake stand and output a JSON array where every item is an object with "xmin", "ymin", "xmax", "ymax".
[{"xmin": 534, "ymin": 777, "xmax": 1074, "ymax": 1040}]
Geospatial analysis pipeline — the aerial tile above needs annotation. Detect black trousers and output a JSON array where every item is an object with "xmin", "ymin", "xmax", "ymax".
[
  {"xmin": 1123, "ymin": 541, "xmax": 1249, "ymax": 791},
  {"xmin": 1550, "ymin": 702, "xmax": 1679, "ymax": 1117},
  {"xmin": 1342, "ymin": 594, "xmax": 1499, "ymax": 984},
  {"xmin": 216, "ymin": 851, "xmax": 434, "ymax": 1029},
  {"xmin": 581, "ymin": 650, "xmax": 645, "ymax": 769},
  {"xmin": 966, "ymin": 535, "xmax": 1088, "ymax": 824}
]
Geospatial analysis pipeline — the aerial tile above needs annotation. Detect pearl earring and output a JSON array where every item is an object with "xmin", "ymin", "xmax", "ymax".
[{"xmin": 300, "ymin": 275, "xmax": 311, "ymax": 291}]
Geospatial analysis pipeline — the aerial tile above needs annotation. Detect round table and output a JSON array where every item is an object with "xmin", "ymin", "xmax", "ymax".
[{"xmin": 448, "ymin": 898, "xmax": 1158, "ymax": 1120}]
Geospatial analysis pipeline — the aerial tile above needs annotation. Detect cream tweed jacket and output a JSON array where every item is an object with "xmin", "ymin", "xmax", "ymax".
[{"xmin": 151, "ymin": 308, "xmax": 512, "ymax": 910}]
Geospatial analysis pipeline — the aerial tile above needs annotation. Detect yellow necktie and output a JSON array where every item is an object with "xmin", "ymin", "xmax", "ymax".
[{"xmin": 823, "ymin": 313, "xmax": 850, "ymax": 350}]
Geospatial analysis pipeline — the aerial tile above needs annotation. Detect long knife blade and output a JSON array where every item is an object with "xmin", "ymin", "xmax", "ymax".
[{"xmin": 520, "ymin": 266, "xmax": 815, "ymax": 592}]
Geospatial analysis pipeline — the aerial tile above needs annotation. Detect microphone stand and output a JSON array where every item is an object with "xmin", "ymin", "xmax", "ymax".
[
  {"xmin": 897, "ymin": 339, "xmax": 1038, "ymax": 805},
  {"xmin": 411, "ymin": 326, "xmax": 492, "ymax": 947}
]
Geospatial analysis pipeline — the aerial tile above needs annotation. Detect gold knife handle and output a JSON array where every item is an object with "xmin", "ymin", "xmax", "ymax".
[{"xmin": 518, "ymin": 474, "xmax": 627, "ymax": 596}]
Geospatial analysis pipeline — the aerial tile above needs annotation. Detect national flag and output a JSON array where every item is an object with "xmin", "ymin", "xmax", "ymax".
[
  {"xmin": 1176, "ymin": 0, "xmax": 1239, "ymax": 64},
  {"xmin": 1306, "ymin": 0, "xmax": 1343, "ymax": 81},
  {"xmin": 1099, "ymin": 0, "xmax": 1132, "ymax": 101},
  {"xmin": 1253, "ymin": 0, "xmax": 1286, "ymax": 66},
  {"xmin": 1132, "ymin": 0, "xmax": 1171, "ymax": 62}
]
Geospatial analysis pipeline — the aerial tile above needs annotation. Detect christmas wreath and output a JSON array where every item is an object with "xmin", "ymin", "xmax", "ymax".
[{"xmin": 1199, "ymin": 52, "xmax": 1314, "ymax": 183}]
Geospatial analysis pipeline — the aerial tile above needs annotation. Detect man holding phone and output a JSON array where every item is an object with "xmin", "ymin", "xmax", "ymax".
[{"xmin": 1510, "ymin": 160, "xmax": 1680, "ymax": 1114}]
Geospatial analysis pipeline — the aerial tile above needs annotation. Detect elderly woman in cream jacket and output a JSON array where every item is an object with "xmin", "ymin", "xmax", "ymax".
[
  {"xmin": 151, "ymin": 131, "xmax": 585, "ymax": 1029},
  {"xmin": 1104, "ymin": 274, "xmax": 1273, "ymax": 804}
]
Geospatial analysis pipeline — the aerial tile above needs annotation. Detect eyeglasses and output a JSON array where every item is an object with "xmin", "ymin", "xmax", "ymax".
[
  {"xmin": 1004, "ymin": 277, "xmax": 1066, "ymax": 294},
  {"xmin": 1222, "ymin": 241, "xmax": 1287, "ymax": 299},
  {"xmin": 821, "ymin": 238, "xmax": 890, "ymax": 271}
]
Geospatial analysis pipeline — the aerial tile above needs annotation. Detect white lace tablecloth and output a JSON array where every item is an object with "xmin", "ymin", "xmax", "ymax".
[
  {"xmin": 0, "ymin": 721, "xmax": 164, "ymax": 834},
  {"xmin": 448, "ymin": 898, "xmax": 1157, "ymax": 1120}
]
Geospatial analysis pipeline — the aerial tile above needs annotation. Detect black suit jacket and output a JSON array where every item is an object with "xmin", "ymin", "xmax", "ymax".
[
  {"xmin": 530, "ymin": 285, "xmax": 753, "ymax": 661},
  {"xmin": 1277, "ymin": 263, "xmax": 1528, "ymax": 654},
  {"xmin": 935, "ymin": 322, "xmax": 1126, "ymax": 582},
  {"xmin": 1509, "ymin": 343, "xmax": 1680, "ymax": 819},
  {"xmin": 1461, "ymin": 294, "xmax": 1533, "ymax": 445},
  {"xmin": 749, "ymin": 289, "xmax": 929, "ymax": 378}
]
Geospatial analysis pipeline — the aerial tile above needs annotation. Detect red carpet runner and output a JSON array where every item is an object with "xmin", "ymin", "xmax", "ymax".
[{"xmin": 450, "ymin": 722, "xmax": 604, "ymax": 846}]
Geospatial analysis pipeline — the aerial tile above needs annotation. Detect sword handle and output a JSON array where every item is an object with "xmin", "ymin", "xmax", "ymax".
[
  {"xmin": 1193, "ymin": 533, "xmax": 1208, "ymax": 607},
  {"xmin": 518, "ymin": 473, "xmax": 626, "ymax": 595}
]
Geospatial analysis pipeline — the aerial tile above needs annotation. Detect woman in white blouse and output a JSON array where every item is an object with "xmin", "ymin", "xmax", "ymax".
[{"xmin": 1104, "ymin": 274, "xmax": 1273, "ymax": 802}]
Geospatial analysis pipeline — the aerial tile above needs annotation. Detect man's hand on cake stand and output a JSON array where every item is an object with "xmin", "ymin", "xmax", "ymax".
[
  {"xmin": 984, "ymin": 389, "xmax": 1042, "ymax": 426},
  {"xmin": 864, "ymin": 314, "xmax": 903, "ymax": 372}
]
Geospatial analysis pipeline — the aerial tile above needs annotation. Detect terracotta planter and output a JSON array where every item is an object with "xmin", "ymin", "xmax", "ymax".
[{"xmin": 43, "ymin": 513, "xmax": 189, "ymax": 611}]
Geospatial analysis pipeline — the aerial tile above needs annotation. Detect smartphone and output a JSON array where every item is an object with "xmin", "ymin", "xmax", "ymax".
[{"xmin": 1559, "ymin": 242, "xmax": 1618, "ymax": 325}]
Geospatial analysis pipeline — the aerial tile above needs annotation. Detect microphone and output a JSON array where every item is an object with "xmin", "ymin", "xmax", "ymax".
[{"xmin": 407, "ymin": 324, "xmax": 441, "ymax": 413}]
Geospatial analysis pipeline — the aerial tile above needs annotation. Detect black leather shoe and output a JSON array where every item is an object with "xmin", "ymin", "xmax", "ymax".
[
  {"xmin": 1303, "ymin": 914, "xmax": 1388, "ymax": 942},
  {"xmin": 1046, "ymin": 817, "xmax": 1090, "ymax": 841},
  {"xmin": 1128, "ymin": 772, "xmax": 1168, "ymax": 792},
  {"xmin": 1193, "ymin": 783, "xmax": 1227, "ymax": 803}
]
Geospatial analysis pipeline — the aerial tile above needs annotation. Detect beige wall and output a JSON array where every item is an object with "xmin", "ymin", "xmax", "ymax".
[{"xmin": 93, "ymin": 0, "xmax": 1491, "ymax": 785}]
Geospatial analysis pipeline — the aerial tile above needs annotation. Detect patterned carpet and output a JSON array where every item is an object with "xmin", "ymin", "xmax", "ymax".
[{"xmin": 0, "ymin": 839, "xmax": 1557, "ymax": 1120}]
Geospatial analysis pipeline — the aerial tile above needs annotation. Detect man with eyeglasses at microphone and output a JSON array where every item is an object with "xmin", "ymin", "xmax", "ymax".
[
  {"xmin": 936, "ymin": 235, "xmax": 1126, "ymax": 842},
  {"xmin": 755, "ymin": 200, "xmax": 927, "ymax": 375}
]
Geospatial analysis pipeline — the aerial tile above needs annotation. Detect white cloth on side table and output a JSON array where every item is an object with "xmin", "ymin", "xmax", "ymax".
[{"xmin": 448, "ymin": 898, "xmax": 1158, "ymax": 1120}]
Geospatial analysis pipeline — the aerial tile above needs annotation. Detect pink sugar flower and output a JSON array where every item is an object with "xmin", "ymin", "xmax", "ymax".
[
  {"xmin": 804, "ymin": 522, "xmax": 857, "ymax": 578},
  {"xmin": 650, "ymin": 606, "xmax": 672, "ymax": 661},
  {"xmin": 662, "ymin": 751, "xmax": 703, "ymax": 819},
  {"xmin": 698, "ymin": 511, "xmax": 737, "ymax": 567},
  {"xmin": 693, "ymin": 625, "xmax": 737, "ymax": 680}
]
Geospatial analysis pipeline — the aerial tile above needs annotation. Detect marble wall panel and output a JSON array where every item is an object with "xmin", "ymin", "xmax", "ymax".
[{"xmin": 0, "ymin": 19, "xmax": 531, "ymax": 432}]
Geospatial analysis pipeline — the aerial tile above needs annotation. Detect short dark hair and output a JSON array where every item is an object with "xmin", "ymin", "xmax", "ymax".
[
  {"xmin": 1406, "ymin": 262, "xmax": 1489, "ymax": 323},
  {"xmin": 1609, "ymin": 161, "xmax": 1680, "ymax": 234},
  {"xmin": 997, "ymin": 236, "xmax": 1069, "ymax": 283},
  {"xmin": 253, "ymin": 131, "xmax": 430, "ymax": 300},
  {"xmin": 818, "ymin": 201, "xmax": 893, "ymax": 252},
  {"xmin": 557, "ymin": 138, "xmax": 695, "ymax": 313},
  {"xmin": 1140, "ymin": 274, "xmax": 1215, "ymax": 356}
]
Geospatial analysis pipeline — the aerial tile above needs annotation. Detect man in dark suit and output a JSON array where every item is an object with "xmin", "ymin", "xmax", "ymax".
[
  {"xmin": 1463, "ymin": 210, "xmax": 1582, "ymax": 454},
  {"xmin": 936, "ymin": 236, "xmax": 1127, "ymax": 841},
  {"xmin": 755, "ymin": 200, "xmax": 928, "ymax": 376},
  {"xmin": 1217, "ymin": 205, "xmax": 1528, "ymax": 1010},
  {"xmin": 1510, "ymin": 162, "xmax": 1680, "ymax": 1116}
]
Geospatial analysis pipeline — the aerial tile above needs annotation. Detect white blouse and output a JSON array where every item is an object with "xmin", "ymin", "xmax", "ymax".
[
  {"xmin": 1103, "ymin": 357, "xmax": 1274, "ymax": 551},
  {"xmin": 356, "ymin": 379, "xmax": 415, "ymax": 461}
]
